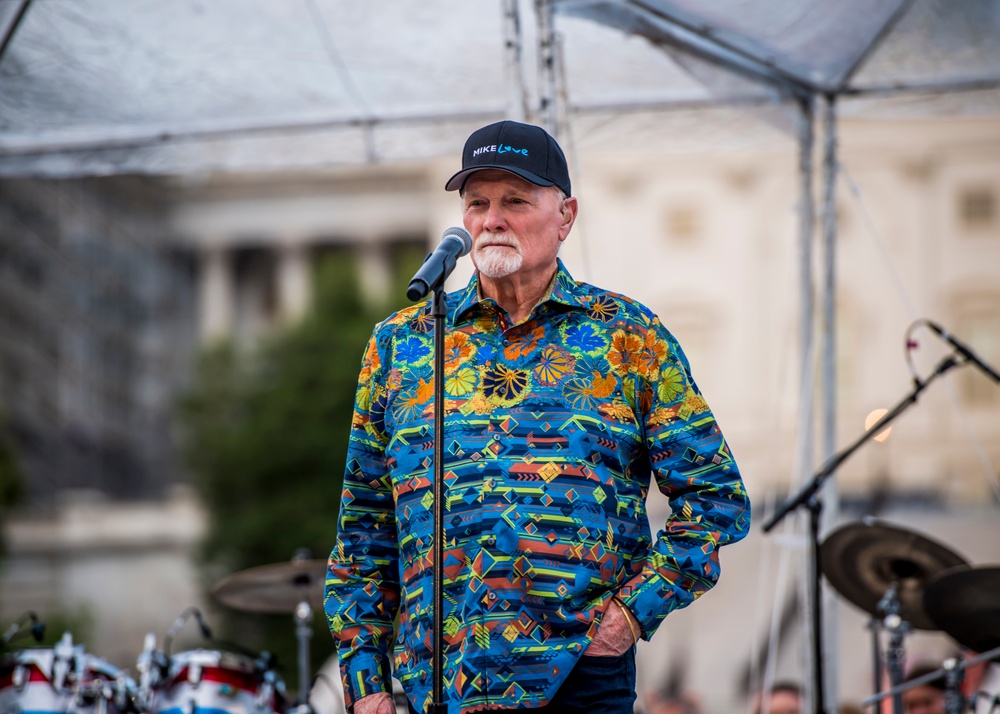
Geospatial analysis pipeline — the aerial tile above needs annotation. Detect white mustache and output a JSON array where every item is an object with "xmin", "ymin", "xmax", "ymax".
[{"xmin": 476, "ymin": 234, "xmax": 521, "ymax": 251}]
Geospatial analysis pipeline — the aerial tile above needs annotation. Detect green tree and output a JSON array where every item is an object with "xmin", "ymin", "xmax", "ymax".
[
  {"xmin": 0, "ymin": 409, "xmax": 24, "ymax": 553},
  {"xmin": 178, "ymin": 246, "xmax": 424, "ymax": 699}
]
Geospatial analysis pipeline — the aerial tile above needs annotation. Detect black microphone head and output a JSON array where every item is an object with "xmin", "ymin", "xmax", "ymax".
[
  {"xmin": 924, "ymin": 319, "xmax": 945, "ymax": 336},
  {"xmin": 406, "ymin": 281, "xmax": 428, "ymax": 302},
  {"xmin": 442, "ymin": 226, "xmax": 472, "ymax": 256}
]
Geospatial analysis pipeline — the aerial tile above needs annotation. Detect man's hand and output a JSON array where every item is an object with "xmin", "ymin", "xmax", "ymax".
[
  {"xmin": 352, "ymin": 692, "xmax": 395, "ymax": 714},
  {"xmin": 585, "ymin": 597, "xmax": 641, "ymax": 657}
]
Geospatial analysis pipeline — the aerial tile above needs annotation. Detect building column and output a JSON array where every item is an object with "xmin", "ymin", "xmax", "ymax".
[
  {"xmin": 198, "ymin": 246, "xmax": 233, "ymax": 343},
  {"xmin": 356, "ymin": 241, "xmax": 392, "ymax": 308},
  {"xmin": 277, "ymin": 243, "xmax": 311, "ymax": 323}
]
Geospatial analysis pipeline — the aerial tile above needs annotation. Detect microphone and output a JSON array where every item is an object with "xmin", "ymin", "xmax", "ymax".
[
  {"xmin": 927, "ymin": 321, "xmax": 1000, "ymax": 384},
  {"xmin": 1, "ymin": 611, "xmax": 45, "ymax": 647},
  {"xmin": 193, "ymin": 609, "xmax": 213, "ymax": 640},
  {"xmin": 406, "ymin": 227, "xmax": 473, "ymax": 302},
  {"xmin": 164, "ymin": 606, "xmax": 212, "ymax": 655},
  {"xmin": 29, "ymin": 613, "xmax": 44, "ymax": 642}
]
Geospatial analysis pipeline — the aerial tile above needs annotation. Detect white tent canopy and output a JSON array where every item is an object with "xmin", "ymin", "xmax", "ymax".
[{"xmin": 0, "ymin": 0, "xmax": 997, "ymax": 177}]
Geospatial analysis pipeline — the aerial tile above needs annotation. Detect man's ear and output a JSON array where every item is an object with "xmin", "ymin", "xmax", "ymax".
[{"xmin": 559, "ymin": 196, "xmax": 579, "ymax": 238}]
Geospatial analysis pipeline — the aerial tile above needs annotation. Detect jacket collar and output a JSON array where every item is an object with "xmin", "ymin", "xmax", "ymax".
[{"xmin": 452, "ymin": 258, "xmax": 587, "ymax": 325}]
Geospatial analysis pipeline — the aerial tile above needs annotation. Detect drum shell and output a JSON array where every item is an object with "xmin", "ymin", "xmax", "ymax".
[
  {"xmin": 149, "ymin": 650, "xmax": 283, "ymax": 714},
  {"xmin": 0, "ymin": 648, "xmax": 129, "ymax": 714},
  {"xmin": 974, "ymin": 663, "xmax": 1000, "ymax": 714}
]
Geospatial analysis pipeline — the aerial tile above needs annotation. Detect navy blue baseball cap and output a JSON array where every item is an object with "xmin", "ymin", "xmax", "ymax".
[{"xmin": 445, "ymin": 120, "xmax": 571, "ymax": 197}]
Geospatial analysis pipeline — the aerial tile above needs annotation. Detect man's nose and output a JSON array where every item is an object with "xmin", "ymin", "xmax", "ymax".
[{"xmin": 483, "ymin": 203, "xmax": 508, "ymax": 232}]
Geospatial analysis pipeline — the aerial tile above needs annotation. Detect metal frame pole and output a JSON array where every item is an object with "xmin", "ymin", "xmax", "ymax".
[
  {"xmin": 535, "ymin": 0, "xmax": 559, "ymax": 135},
  {"xmin": 0, "ymin": 0, "xmax": 32, "ymax": 64},
  {"xmin": 795, "ymin": 94, "xmax": 820, "ymax": 714},
  {"xmin": 502, "ymin": 0, "xmax": 530, "ymax": 122},
  {"xmin": 819, "ymin": 94, "xmax": 840, "ymax": 714},
  {"xmin": 820, "ymin": 94, "xmax": 839, "ymax": 509}
]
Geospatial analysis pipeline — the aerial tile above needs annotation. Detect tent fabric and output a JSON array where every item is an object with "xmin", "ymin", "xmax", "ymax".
[
  {"xmin": 0, "ymin": 0, "xmax": 998, "ymax": 177},
  {"xmin": 557, "ymin": 0, "xmax": 912, "ymax": 91}
]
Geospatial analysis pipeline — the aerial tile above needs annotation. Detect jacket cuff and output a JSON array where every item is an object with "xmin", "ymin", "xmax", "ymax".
[
  {"xmin": 339, "ymin": 650, "xmax": 391, "ymax": 710},
  {"xmin": 616, "ymin": 570, "xmax": 686, "ymax": 640}
]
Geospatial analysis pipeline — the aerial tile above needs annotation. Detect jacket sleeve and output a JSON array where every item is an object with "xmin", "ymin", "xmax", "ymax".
[
  {"xmin": 325, "ymin": 330, "xmax": 399, "ymax": 709},
  {"xmin": 617, "ymin": 315, "xmax": 750, "ymax": 639}
]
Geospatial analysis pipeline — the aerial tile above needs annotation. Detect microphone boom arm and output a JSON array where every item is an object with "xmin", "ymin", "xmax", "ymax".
[{"xmin": 763, "ymin": 353, "xmax": 959, "ymax": 533}]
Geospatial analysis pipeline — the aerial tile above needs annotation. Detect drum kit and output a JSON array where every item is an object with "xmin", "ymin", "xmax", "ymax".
[
  {"xmin": 2, "ymin": 523, "xmax": 996, "ymax": 714},
  {"xmin": 0, "ymin": 555, "xmax": 340, "ymax": 714},
  {"xmin": 820, "ymin": 517, "xmax": 1000, "ymax": 714}
]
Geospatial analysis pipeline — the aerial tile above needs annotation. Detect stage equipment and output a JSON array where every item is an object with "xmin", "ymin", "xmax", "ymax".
[
  {"xmin": 820, "ymin": 519, "xmax": 967, "ymax": 714},
  {"xmin": 135, "ymin": 607, "xmax": 288, "ymax": 714},
  {"xmin": 406, "ymin": 226, "xmax": 472, "ymax": 301},
  {"xmin": 764, "ymin": 317, "xmax": 998, "ymax": 714},
  {"xmin": 1, "ymin": 611, "xmax": 45, "ymax": 648},
  {"xmin": 212, "ymin": 558, "xmax": 326, "ymax": 615},
  {"xmin": 211, "ymin": 554, "xmax": 325, "ymax": 710},
  {"xmin": 0, "ymin": 632, "xmax": 135, "ymax": 714},
  {"xmin": 406, "ymin": 229, "xmax": 472, "ymax": 713},
  {"xmin": 146, "ymin": 648, "xmax": 285, "ymax": 714},
  {"xmin": 971, "ymin": 660, "xmax": 1000, "ymax": 714},
  {"xmin": 924, "ymin": 565, "xmax": 1000, "ymax": 655},
  {"xmin": 863, "ymin": 644, "xmax": 1000, "ymax": 714},
  {"xmin": 820, "ymin": 519, "xmax": 967, "ymax": 631},
  {"xmin": 924, "ymin": 320, "xmax": 1000, "ymax": 384}
]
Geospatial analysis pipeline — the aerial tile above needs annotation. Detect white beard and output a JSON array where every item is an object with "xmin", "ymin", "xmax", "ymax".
[{"xmin": 474, "ymin": 233, "xmax": 523, "ymax": 279}]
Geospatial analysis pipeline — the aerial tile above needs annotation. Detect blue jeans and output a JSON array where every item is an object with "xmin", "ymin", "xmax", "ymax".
[
  {"xmin": 406, "ymin": 648, "xmax": 637, "ymax": 713},
  {"xmin": 541, "ymin": 648, "xmax": 637, "ymax": 713}
]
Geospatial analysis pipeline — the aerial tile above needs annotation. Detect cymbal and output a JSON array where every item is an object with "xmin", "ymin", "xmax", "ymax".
[
  {"xmin": 924, "ymin": 565, "xmax": 1000, "ymax": 653},
  {"xmin": 212, "ymin": 559, "xmax": 328, "ymax": 614},
  {"xmin": 819, "ymin": 519, "xmax": 968, "ymax": 630}
]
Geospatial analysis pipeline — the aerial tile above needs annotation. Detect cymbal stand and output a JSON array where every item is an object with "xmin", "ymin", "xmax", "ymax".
[
  {"xmin": 293, "ymin": 599, "xmax": 313, "ymax": 713},
  {"xmin": 863, "ymin": 645, "xmax": 1000, "ymax": 714},
  {"xmin": 942, "ymin": 658, "xmax": 965, "ymax": 714},
  {"xmin": 867, "ymin": 617, "xmax": 884, "ymax": 713},
  {"xmin": 876, "ymin": 583, "xmax": 910, "ymax": 714}
]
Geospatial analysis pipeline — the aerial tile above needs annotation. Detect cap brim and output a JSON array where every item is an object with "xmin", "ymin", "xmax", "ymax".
[{"xmin": 445, "ymin": 166, "xmax": 556, "ymax": 192}]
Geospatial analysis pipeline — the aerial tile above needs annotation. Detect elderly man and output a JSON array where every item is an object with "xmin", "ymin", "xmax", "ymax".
[{"xmin": 325, "ymin": 120, "xmax": 750, "ymax": 714}]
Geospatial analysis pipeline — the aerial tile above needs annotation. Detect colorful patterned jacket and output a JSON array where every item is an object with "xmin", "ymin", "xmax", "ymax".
[{"xmin": 325, "ymin": 260, "xmax": 750, "ymax": 712}]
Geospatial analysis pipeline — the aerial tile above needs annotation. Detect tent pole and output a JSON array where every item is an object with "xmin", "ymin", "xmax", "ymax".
[
  {"xmin": 819, "ymin": 93, "xmax": 840, "ymax": 714},
  {"xmin": 794, "ymin": 94, "xmax": 820, "ymax": 714},
  {"xmin": 796, "ymin": 94, "xmax": 816, "ymax": 502},
  {"xmin": 502, "ymin": 0, "xmax": 530, "ymax": 122},
  {"xmin": 535, "ymin": 0, "xmax": 559, "ymax": 135}
]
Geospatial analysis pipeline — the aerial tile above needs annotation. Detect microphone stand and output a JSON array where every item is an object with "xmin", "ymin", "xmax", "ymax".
[
  {"xmin": 429, "ymin": 285, "xmax": 448, "ymax": 714},
  {"xmin": 763, "ymin": 353, "xmax": 962, "ymax": 714},
  {"xmin": 406, "ymin": 227, "xmax": 469, "ymax": 714}
]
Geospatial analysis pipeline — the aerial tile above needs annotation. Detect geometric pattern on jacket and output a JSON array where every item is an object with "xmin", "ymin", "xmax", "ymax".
[{"xmin": 325, "ymin": 260, "xmax": 751, "ymax": 713}]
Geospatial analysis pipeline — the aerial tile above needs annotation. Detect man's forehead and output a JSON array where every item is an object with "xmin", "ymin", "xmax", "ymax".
[{"xmin": 463, "ymin": 170, "xmax": 540, "ymax": 195}]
